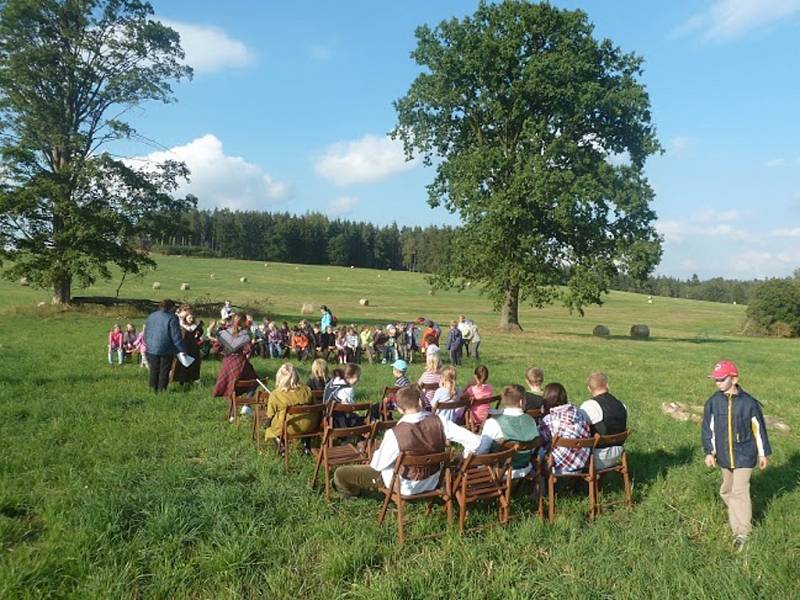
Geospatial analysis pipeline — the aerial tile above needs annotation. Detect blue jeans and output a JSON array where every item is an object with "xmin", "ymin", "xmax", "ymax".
[
  {"xmin": 268, "ymin": 342, "xmax": 283, "ymax": 358},
  {"xmin": 108, "ymin": 347, "xmax": 123, "ymax": 364},
  {"xmin": 472, "ymin": 341, "xmax": 481, "ymax": 360}
]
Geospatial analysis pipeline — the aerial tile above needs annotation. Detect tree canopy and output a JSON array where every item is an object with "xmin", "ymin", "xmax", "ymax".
[
  {"xmin": 0, "ymin": 0, "xmax": 194, "ymax": 303},
  {"xmin": 393, "ymin": 0, "xmax": 663, "ymax": 328}
]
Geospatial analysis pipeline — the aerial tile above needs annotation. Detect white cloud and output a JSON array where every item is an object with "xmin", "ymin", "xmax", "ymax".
[
  {"xmin": 731, "ymin": 248, "xmax": 800, "ymax": 276},
  {"xmin": 134, "ymin": 134, "xmax": 288, "ymax": 210},
  {"xmin": 764, "ymin": 158, "xmax": 786, "ymax": 168},
  {"xmin": 656, "ymin": 210, "xmax": 753, "ymax": 244},
  {"xmin": 670, "ymin": 135, "xmax": 692, "ymax": 155},
  {"xmin": 314, "ymin": 134, "xmax": 419, "ymax": 186},
  {"xmin": 773, "ymin": 227, "xmax": 800, "ymax": 237},
  {"xmin": 309, "ymin": 45, "xmax": 333, "ymax": 60},
  {"xmin": 160, "ymin": 19, "xmax": 253, "ymax": 74},
  {"xmin": 673, "ymin": 0, "xmax": 800, "ymax": 42},
  {"xmin": 327, "ymin": 196, "xmax": 359, "ymax": 216}
]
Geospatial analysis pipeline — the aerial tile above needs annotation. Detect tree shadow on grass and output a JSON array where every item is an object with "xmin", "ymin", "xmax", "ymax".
[
  {"xmin": 555, "ymin": 332, "xmax": 743, "ymax": 344},
  {"xmin": 627, "ymin": 444, "xmax": 696, "ymax": 491},
  {"xmin": 752, "ymin": 452, "xmax": 800, "ymax": 523}
]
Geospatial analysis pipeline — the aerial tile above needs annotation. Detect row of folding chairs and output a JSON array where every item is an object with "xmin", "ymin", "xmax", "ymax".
[{"xmin": 227, "ymin": 379, "xmax": 633, "ymax": 542}]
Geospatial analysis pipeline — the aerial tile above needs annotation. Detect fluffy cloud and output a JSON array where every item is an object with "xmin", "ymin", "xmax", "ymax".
[
  {"xmin": 314, "ymin": 134, "xmax": 418, "ymax": 186},
  {"xmin": 673, "ymin": 0, "xmax": 800, "ymax": 42},
  {"xmin": 730, "ymin": 247, "xmax": 800, "ymax": 276},
  {"xmin": 135, "ymin": 134, "xmax": 288, "ymax": 210},
  {"xmin": 773, "ymin": 227, "xmax": 800, "ymax": 237},
  {"xmin": 657, "ymin": 209, "xmax": 747, "ymax": 244},
  {"xmin": 159, "ymin": 19, "xmax": 253, "ymax": 74},
  {"xmin": 764, "ymin": 158, "xmax": 786, "ymax": 168},
  {"xmin": 327, "ymin": 196, "xmax": 359, "ymax": 216}
]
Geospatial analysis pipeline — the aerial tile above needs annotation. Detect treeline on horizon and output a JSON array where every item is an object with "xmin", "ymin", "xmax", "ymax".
[{"xmin": 153, "ymin": 208, "xmax": 768, "ymax": 305}]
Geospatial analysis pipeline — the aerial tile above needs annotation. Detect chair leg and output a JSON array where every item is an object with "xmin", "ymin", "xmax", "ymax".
[
  {"xmin": 445, "ymin": 496, "xmax": 453, "ymax": 526},
  {"xmin": 323, "ymin": 456, "xmax": 331, "ymax": 501},
  {"xmin": 548, "ymin": 475, "xmax": 556, "ymax": 524},
  {"xmin": 396, "ymin": 497, "xmax": 405, "ymax": 545},
  {"xmin": 283, "ymin": 438, "xmax": 290, "ymax": 472},
  {"xmin": 624, "ymin": 469, "xmax": 633, "ymax": 510},
  {"xmin": 588, "ymin": 477, "xmax": 596, "ymax": 521},
  {"xmin": 377, "ymin": 492, "xmax": 392, "ymax": 525},
  {"xmin": 458, "ymin": 496, "xmax": 467, "ymax": 533},
  {"xmin": 310, "ymin": 449, "xmax": 323, "ymax": 489}
]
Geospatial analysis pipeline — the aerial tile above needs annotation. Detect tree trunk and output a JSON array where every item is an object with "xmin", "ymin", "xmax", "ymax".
[
  {"xmin": 499, "ymin": 285, "xmax": 522, "ymax": 331},
  {"xmin": 52, "ymin": 270, "xmax": 72, "ymax": 304}
]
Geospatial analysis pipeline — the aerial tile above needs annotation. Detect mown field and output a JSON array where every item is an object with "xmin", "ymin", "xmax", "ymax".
[{"xmin": 1, "ymin": 255, "xmax": 798, "ymax": 599}]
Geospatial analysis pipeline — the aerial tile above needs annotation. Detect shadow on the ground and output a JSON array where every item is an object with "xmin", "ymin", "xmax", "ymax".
[
  {"xmin": 627, "ymin": 444, "xmax": 696, "ymax": 490},
  {"xmin": 752, "ymin": 451, "xmax": 800, "ymax": 523}
]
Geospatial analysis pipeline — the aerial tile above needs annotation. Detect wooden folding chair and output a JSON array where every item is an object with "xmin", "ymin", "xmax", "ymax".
[
  {"xmin": 464, "ymin": 394, "xmax": 501, "ymax": 433},
  {"xmin": 279, "ymin": 403, "xmax": 326, "ymax": 471},
  {"xmin": 501, "ymin": 437, "xmax": 545, "ymax": 520},
  {"xmin": 592, "ymin": 430, "xmax": 633, "ymax": 515},
  {"xmin": 311, "ymin": 389, "xmax": 324, "ymax": 402},
  {"xmin": 379, "ymin": 386, "xmax": 400, "ymax": 420},
  {"xmin": 310, "ymin": 422, "xmax": 373, "ymax": 500},
  {"xmin": 228, "ymin": 379, "xmax": 267, "ymax": 426},
  {"xmin": 432, "ymin": 397, "xmax": 467, "ymax": 426},
  {"xmin": 545, "ymin": 435, "xmax": 598, "ymax": 524},
  {"xmin": 325, "ymin": 402, "xmax": 373, "ymax": 433},
  {"xmin": 419, "ymin": 382, "xmax": 439, "ymax": 410},
  {"xmin": 369, "ymin": 419, "xmax": 398, "ymax": 459},
  {"xmin": 377, "ymin": 450, "xmax": 452, "ymax": 545},
  {"xmin": 452, "ymin": 447, "xmax": 515, "ymax": 533}
]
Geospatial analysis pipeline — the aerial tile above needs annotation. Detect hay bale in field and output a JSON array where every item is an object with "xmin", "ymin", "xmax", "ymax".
[
  {"xmin": 359, "ymin": 298, "xmax": 369, "ymax": 306},
  {"xmin": 593, "ymin": 325, "xmax": 610, "ymax": 337},
  {"xmin": 264, "ymin": 263, "xmax": 269, "ymax": 267},
  {"xmin": 209, "ymin": 273, "xmax": 215, "ymax": 280},
  {"xmin": 326, "ymin": 276, "xmax": 331, "ymax": 281},
  {"xmin": 19, "ymin": 276, "xmax": 29, "ymax": 287},
  {"xmin": 152, "ymin": 281, "xmax": 161, "ymax": 290},
  {"xmin": 239, "ymin": 277, "xmax": 247, "ymax": 283},
  {"xmin": 465, "ymin": 281, "xmax": 472, "ymax": 288},
  {"xmin": 630, "ymin": 324, "xmax": 650, "ymax": 339},
  {"xmin": 350, "ymin": 265, "xmax": 355, "ymax": 269},
  {"xmin": 428, "ymin": 289, "xmax": 435, "ymax": 296},
  {"xmin": 37, "ymin": 301, "xmax": 45, "ymax": 307},
  {"xmin": 300, "ymin": 302, "xmax": 314, "ymax": 315},
  {"xmin": 662, "ymin": 402, "xmax": 791, "ymax": 433},
  {"xmin": 180, "ymin": 282, "xmax": 190, "ymax": 291},
  {"xmin": 377, "ymin": 274, "xmax": 381, "ymax": 278},
  {"xmin": 387, "ymin": 268, "xmax": 392, "ymax": 272}
]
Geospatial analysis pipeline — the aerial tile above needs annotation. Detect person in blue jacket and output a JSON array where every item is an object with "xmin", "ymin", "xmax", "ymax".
[
  {"xmin": 144, "ymin": 299, "xmax": 188, "ymax": 393},
  {"xmin": 701, "ymin": 360, "xmax": 771, "ymax": 551}
]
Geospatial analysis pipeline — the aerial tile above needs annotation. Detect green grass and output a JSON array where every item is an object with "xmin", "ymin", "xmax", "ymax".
[{"xmin": 1, "ymin": 256, "xmax": 798, "ymax": 599}]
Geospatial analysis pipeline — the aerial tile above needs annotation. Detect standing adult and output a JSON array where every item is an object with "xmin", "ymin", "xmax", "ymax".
[
  {"xmin": 144, "ymin": 299, "xmax": 188, "ymax": 393},
  {"xmin": 320, "ymin": 305, "xmax": 333, "ymax": 331},
  {"xmin": 173, "ymin": 311, "xmax": 202, "ymax": 389},
  {"xmin": 212, "ymin": 313, "xmax": 258, "ymax": 398},
  {"xmin": 457, "ymin": 314, "xmax": 474, "ymax": 357}
]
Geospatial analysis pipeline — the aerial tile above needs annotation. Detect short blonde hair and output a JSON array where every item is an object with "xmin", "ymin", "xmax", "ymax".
[
  {"xmin": 426, "ymin": 352, "xmax": 441, "ymax": 373},
  {"xmin": 275, "ymin": 363, "xmax": 300, "ymax": 392},
  {"xmin": 525, "ymin": 367, "xmax": 544, "ymax": 386}
]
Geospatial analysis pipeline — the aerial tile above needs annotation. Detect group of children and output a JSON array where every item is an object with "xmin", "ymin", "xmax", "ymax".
[{"xmin": 106, "ymin": 323, "xmax": 147, "ymax": 367}]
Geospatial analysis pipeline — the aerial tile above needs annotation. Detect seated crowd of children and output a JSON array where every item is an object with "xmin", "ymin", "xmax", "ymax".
[{"xmin": 257, "ymin": 352, "xmax": 628, "ymax": 500}]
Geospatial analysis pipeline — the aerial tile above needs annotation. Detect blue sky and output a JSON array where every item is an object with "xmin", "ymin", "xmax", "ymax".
[{"xmin": 125, "ymin": 0, "xmax": 800, "ymax": 280}]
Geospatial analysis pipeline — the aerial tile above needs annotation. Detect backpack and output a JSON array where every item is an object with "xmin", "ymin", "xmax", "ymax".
[
  {"xmin": 322, "ymin": 380, "xmax": 363, "ymax": 427},
  {"xmin": 323, "ymin": 380, "xmax": 351, "ymax": 405},
  {"xmin": 331, "ymin": 313, "xmax": 338, "ymax": 326}
]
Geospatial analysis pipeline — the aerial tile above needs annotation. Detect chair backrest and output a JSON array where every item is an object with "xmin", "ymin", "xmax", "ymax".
[
  {"xmin": 311, "ymin": 389, "xmax": 323, "ymax": 401},
  {"xmin": 329, "ymin": 402, "xmax": 373, "ymax": 415},
  {"xmin": 502, "ymin": 436, "xmax": 543, "ymax": 453},
  {"xmin": 233, "ymin": 379, "xmax": 259, "ymax": 395},
  {"xmin": 371, "ymin": 419, "xmax": 398, "ymax": 435},
  {"xmin": 285, "ymin": 402, "xmax": 326, "ymax": 416},
  {"xmin": 382, "ymin": 386, "xmax": 400, "ymax": 399},
  {"xmin": 388, "ymin": 450, "xmax": 450, "ymax": 493},
  {"xmin": 420, "ymin": 382, "xmax": 439, "ymax": 392},
  {"xmin": 461, "ymin": 446, "xmax": 516, "ymax": 469},
  {"xmin": 469, "ymin": 394, "xmax": 501, "ymax": 409},
  {"xmin": 551, "ymin": 435, "xmax": 598, "ymax": 450},
  {"xmin": 595, "ymin": 429, "xmax": 630, "ymax": 449},
  {"xmin": 433, "ymin": 398, "xmax": 467, "ymax": 413},
  {"xmin": 525, "ymin": 407, "xmax": 543, "ymax": 419},
  {"xmin": 327, "ymin": 422, "xmax": 373, "ymax": 441}
]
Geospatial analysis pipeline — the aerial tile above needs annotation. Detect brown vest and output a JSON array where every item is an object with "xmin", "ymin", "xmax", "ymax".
[{"xmin": 393, "ymin": 414, "xmax": 446, "ymax": 480}]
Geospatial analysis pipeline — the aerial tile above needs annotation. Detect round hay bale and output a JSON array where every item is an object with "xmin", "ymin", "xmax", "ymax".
[
  {"xmin": 428, "ymin": 289, "xmax": 435, "ymax": 296},
  {"xmin": 19, "ymin": 276, "xmax": 29, "ymax": 287},
  {"xmin": 37, "ymin": 301, "xmax": 45, "ymax": 307},
  {"xmin": 359, "ymin": 298, "xmax": 369, "ymax": 307},
  {"xmin": 630, "ymin": 324, "xmax": 650, "ymax": 339},
  {"xmin": 377, "ymin": 274, "xmax": 381, "ymax": 278},
  {"xmin": 465, "ymin": 281, "xmax": 472, "ymax": 288},
  {"xmin": 387, "ymin": 268, "xmax": 392, "ymax": 272},
  {"xmin": 593, "ymin": 325, "xmax": 610, "ymax": 337},
  {"xmin": 326, "ymin": 276, "xmax": 331, "ymax": 281},
  {"xmin": 264, "ymin": 263, "xmax": 269, "ymax": 267},
  {"xmin": 350, "ymin": 265, "xmax": 355, "ymax": 269},
  {"xmin": 209, "ymin": 273, "xmax": 215, "ymax": 280},
  {"xmin": 152, "ymin": 281, "xmax": 161, "ymax": 290},
  {"xmin": 300, "ymin": 302, "xmax": 314, "ymax": 315},
  {"xmin": 239, "ymin": 277, "xmax": 247, "ymax": 283},
  {"xmin": 180, "ymin": 282, "xmax": 190, "ymax": 291}
]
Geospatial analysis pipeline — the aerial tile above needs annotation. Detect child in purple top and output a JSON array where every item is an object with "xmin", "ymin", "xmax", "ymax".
[{"xmin": 107, "ymin": 324, "xmax": 124, "ymax": 365}]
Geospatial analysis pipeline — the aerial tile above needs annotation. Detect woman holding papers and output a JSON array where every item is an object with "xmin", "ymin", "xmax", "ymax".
[{"xmin": 173, "ymin": 311, "xmax": 202, "ymax": 388}]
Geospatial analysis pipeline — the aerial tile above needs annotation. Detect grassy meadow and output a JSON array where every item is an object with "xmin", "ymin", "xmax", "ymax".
[{"xmin": 0, "ymin": 255, "xmax": 798, "ymax": 599}]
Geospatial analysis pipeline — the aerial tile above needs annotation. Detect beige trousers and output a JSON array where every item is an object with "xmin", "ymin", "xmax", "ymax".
[{"xmin": 720, "ymin": 468, "xmax": 753, "ymax": 536}]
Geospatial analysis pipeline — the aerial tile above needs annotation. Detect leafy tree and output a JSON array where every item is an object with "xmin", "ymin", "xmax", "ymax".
[
  {"xmin": 746, "ymin": 278, "xmax": 800, "ymax": 337},
  {"xmin": 0, "ymin": 0, "xmax": 193, "ymax": 303},
  {"xmin": 393, "ymin": 0, "xmax": 662, "ymax": 328}
]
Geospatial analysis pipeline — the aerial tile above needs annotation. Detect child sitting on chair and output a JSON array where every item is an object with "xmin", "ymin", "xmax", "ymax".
[
  {"xmin": 539, "ymin": 382, "xmax": 591, "ymax": 474},
  {"xmin": 477, "ymin": 384, "xmax": 539, "ymax": 478},
  {"xmin": 376, "ymin": 359, "xmax": 411, "ymax": 419},
  {"xmin": 307, "ymin": 358, "xmax": 329, "ymax": 392},
  {"xmin": 464, "ymin": 365, "xmax": 494, "ymax": 428},
  {"xmin": 524, "ymin": 367, "xmax": 545, "ymax": 412},
  {"xmin": 332, "ymin": 385, "xmax": 480, "ymax": 498},
  {"xmin": 430, "ymin": 365, "xmax": 463, "ymax": 424}
]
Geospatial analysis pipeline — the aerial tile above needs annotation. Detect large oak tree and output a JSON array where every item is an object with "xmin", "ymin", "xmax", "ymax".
[
  {"xmin": 393, "ymin": 1, "xmax": 663, "ymax": 329},
  {"xmin": 0, "ymin": 0, "xmax": 194, "ymax": 303}
]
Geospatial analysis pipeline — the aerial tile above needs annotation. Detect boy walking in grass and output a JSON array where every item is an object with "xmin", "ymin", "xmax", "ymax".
[{"xmin": 701, "ymin": 360, "xmax": 771, "ymax": 551}]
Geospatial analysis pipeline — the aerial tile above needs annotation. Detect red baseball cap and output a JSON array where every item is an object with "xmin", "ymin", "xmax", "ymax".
[{"xmin": 709, "ymin": 360, "xmax": 738, "ymax": 379}]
